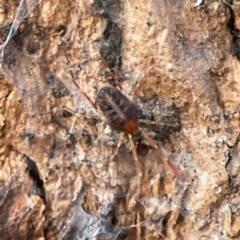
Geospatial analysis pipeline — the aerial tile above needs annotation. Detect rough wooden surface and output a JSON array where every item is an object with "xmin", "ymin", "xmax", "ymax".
[{"xmin": 0, "ymin": 0, "xmax": 240, "ymax": 239}]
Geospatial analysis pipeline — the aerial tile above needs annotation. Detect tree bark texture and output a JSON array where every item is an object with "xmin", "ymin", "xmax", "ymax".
[{"xmin": 0, "ymin": 0, "xmax": 240, "ymax": 239}]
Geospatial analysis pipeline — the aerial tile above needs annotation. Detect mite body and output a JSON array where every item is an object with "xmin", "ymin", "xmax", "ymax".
[
  {"xmin": 96, "ymin": 86, "xmax": 139, "ymax": 135},
  {"xmin": 67, "ymin": 50, "xmax": 180, "ymax": 195},
  {"xmin": 95, "ymin": 85, "xmax": 180, "ymax": 196}
]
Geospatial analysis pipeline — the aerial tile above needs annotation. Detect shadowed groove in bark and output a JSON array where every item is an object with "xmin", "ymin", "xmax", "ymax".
[
  {"xmin": 24, "ymin": 155, "xmax": 46, "ymax": 204},
  {"xmin": 226, "ymin": 0, "xmax": 240, "ymax": 59},
  {"xmin": 94, "ymin": 0, "xmax": 124, "ymax": 86}
]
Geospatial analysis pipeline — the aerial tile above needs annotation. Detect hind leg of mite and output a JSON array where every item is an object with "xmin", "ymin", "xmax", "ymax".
[
  {"xmin": 140, "ymin": 129, "xmax": 181, "ymax": 177},
  {"xmin": 109, "ymin": 133, "xmax": 124, "ymax": 162},
  {"xmin": 128, "ymin": 134, "xmax": 151, "ymax": 196}
]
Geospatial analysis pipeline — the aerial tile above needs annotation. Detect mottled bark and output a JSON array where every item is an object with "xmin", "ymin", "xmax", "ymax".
[{"xmin": 0, "ymin": 0, "xmax": 240, "ymax": 239}]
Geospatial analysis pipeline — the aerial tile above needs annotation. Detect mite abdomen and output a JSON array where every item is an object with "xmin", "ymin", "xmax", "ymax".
[{"xmin": 96, "ymin": 86, "xmax": 139, "ymax": 134}]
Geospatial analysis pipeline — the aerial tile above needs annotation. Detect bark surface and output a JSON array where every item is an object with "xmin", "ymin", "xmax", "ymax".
[{"xmin": 0, "ymin": 0, "xmax": 240, "ymax": 239}]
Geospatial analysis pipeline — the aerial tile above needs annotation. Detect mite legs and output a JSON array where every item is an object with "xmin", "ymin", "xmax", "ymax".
[
  {"xmin": 129, "ymin": 134, "xmax": 151, "ymax": 196},
  {"xmin": 140, "ymin": 129, "xmax": 181, "ymax": 177},
  {"xmin": 98, "ymin": 56, "xmax": 123, "ymax": 90},
  {"xmin": 90, "ymin": 40, "xmax": 123, "ymax": 90},
  {"xmin": 109, "ymin": 133, "xmax": 123, "ymax": 162}
]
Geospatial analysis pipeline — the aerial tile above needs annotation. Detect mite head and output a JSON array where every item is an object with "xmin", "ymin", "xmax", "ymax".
[{"xmin": 122, "ymin": 119, "xmax": 139, "ymax": 135}]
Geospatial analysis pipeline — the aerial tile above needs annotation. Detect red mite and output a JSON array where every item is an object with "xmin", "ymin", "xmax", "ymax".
[{"xmin": 96, "ymin": 86, "xmax": 181, "ymax": 196}]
